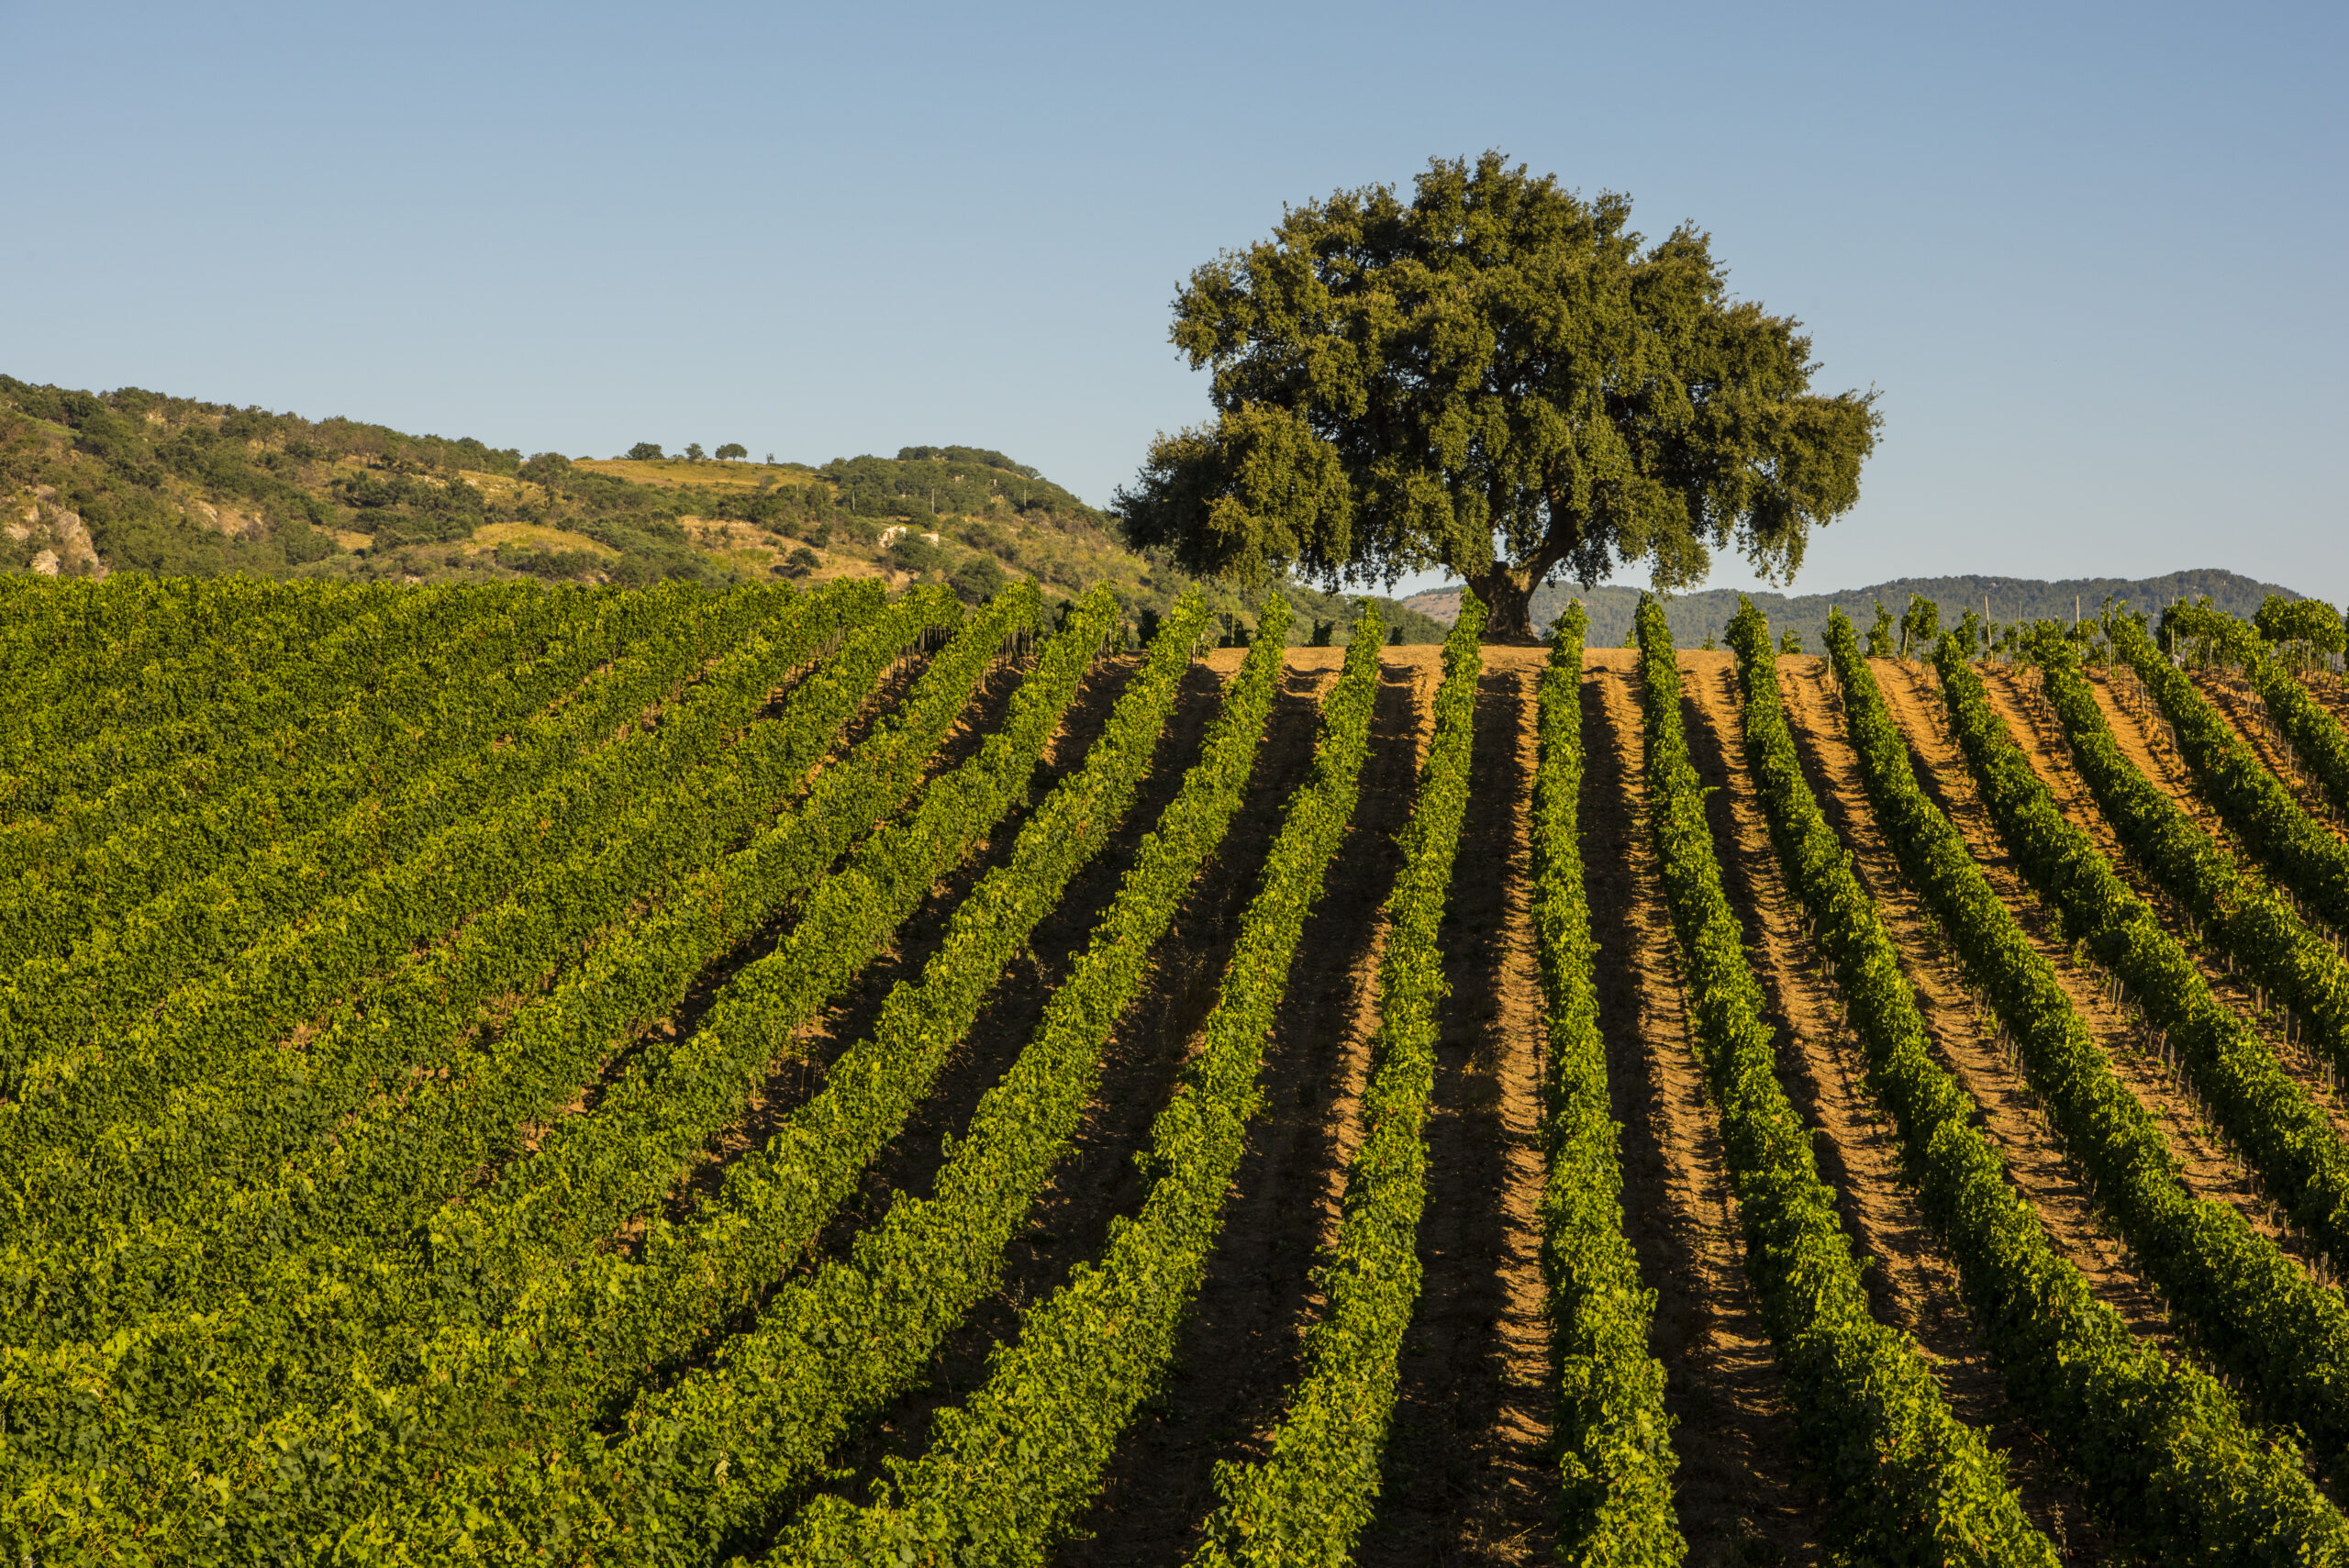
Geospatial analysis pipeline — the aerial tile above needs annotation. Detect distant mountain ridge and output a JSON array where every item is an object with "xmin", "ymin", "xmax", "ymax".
[{"xmin": 1401, "ymin": 569, "xmax": 2318, "ymax": 649}]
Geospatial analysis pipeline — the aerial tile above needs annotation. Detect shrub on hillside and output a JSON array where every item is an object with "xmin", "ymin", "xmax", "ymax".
[{"xmin": 950, "ymin": 554, "xmax": 1007, "ymax": 605}]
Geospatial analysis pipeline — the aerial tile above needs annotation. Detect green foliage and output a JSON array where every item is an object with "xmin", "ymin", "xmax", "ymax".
[
  {"xmin": 1776, "ymin": 627, "xmax": 1801, "ymax": 655},
  {"xmin": 627, "ymin": 441, "xmax": 664, "ymax": 460},
  {"xmin": 2116, "ymin": 611, "xmax": 2349, "ymax": 930},
  {"xmin": 1866, "ymin": 599, "xmax": 1897, "ymax": 657},
  {"xmin": 779, "ymin": 604, "xmax": 1383, "ymax": 1566},
  {"xmin": 1824, "ymin": 608, "xmax": 2349, "ymax": 1559},
  {"xmin": 888, "ymin": 532, "xmax": 948, "ymax": 576},
  {"xmin": 2025, "ymin": 627, "xmax": 2349, "ymax": 1189},
  {"xmin": 713, "ymin": 442, "xmax": 748, "ymax": 461},
  {"xmin": 1640, "ymin": 596, "xmax": 2053, "ymax": 1566},
  {"xmin": 948, "ymin": 551, "xmax": 1007, "ymax": 604},
  {"xmin": 897, "ymin": 444, "xmax": 1039, "ymax": 477},
  {"xmin": 1935, "ymin": 628, "xmax": 2349, "ymax": 1466},
  {"xmin": 684, "ymin": 442, "xmax": 707, "ymax": 461},
  {"xmin": 825, "ymin": 448, "xmax": 1103, "ymax": 525},
  {"xmin": 1190, "ymin": 595, "xmax": 1486, "ymax": 1566},
  {"xmin": 2254, "ymin": 594, "xmax": 2346, "ymax": 657},
  {"xmin": 0, "ymin": 588, "xmax": 1066, "ymax": 1557},
  {"xmin": 1737, "ymin": 600, "xmax": 2349, "ymax": 1563},
  {"xmin": 1116, "ymin": 151, "xmax": 1879, "ymax": 636},
  {"xmin": 781, "ymin": 544, "xmax": 821, "ymax": 578},
  {"xmin": 1898, "ymin": 593, "xmax": 1938, "ymax": 656},
  {"xmin": 1954, "ymin": 606, "xmax": 1985, "ymax": 658},
  {"xmin": 0, "ymin": 587, "xmax": 614, "ymax": 962},
  {"xmin": 1532, "ymin": 600, "xmax": 1683, "ymax": 1562},
  {"xmin": 377, "ymin": 597, "xmax": 1252, "ymax": 1562}
]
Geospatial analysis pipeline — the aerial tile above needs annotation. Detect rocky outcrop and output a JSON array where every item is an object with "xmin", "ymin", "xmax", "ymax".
[{"xmin": 8, "ymin": 495, "xmax": 107, "ymax": 579}]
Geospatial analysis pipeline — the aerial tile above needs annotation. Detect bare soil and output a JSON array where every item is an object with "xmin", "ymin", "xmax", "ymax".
[
  {"xmin": 1063, "ymin": 648, "xmax": 1436, "ymax": 1566},
  {"xmin": 1867, "ymin": 660, "xmax": 2295, "ymax": 1254},
  {"xmin": 1678, "ymin": 656, "xmax": 2105, "ymax": 1561},
  {"xmin": 1358, "ymin": 651, "xmax": 1558, "ymax": 1567},
  {"xmin": 2190, "ymin": 669, "xmax": 2349, "ymax": 841},
  {"xmin": 1580, "ymin": 647, "xmax": 1822, "ymax": 1568},
  {"xmin": 1978, "ymin": 667, "xmax": 2349, "ymax": 1156},
  {"xmin": 1776, "ymin": 662, "xmax": 2186, "ymax": 1348}
]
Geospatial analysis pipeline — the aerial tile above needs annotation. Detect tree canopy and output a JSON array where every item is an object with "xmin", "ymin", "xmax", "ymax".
[
  {"xmin": 2254, "ymin": 594, "xmax": 2346, "ymax": 658},
  {"xmin": 1116, "ymin": 152, "xmax": 1882, "ymax": 639}
]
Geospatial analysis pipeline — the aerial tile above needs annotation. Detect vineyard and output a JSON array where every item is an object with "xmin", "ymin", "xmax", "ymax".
[{"xmin": 8, "ymin": 571, "xmax": 2349, "ymax": 1567}]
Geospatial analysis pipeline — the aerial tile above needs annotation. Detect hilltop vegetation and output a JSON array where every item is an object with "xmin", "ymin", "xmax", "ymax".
[
  {"xmin": 1405, "ymin": 568, "xmax": 2316, "ymax": 650},
  {"xmin": 0, "ymin": 376, "xmax": 1447, "ymax": 643}
]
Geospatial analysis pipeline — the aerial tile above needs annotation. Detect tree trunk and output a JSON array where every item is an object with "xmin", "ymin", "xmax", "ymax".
[{"xmin": 1466, "ymin": 561, "xmax": 1542, "ymax": 645}]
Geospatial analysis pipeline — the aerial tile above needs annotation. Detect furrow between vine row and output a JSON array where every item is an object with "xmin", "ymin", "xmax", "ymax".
[
  {"xmin": 1733, "ymin": 601, "xmax": 2348, "ymax": 1565},
  {"xmin": 773, "ymin": 604, "xmax": 1385, "ymax": 1568},
  {"xmin": 1535, "ymin": 600, "xmax": 1684, "ymax": 1565},
  {"xmin": 1942, "ymin": 628, "xmax": 2349, "ymax": 1274},
  {"xmin": 1825, "ymin": 612, "xmax": 2349, "ymax": 1485},
  {"xmin": 2117, "ymin": 613, "xmax": 2349, "ymax": 934},
  {"xmin": 2031, "ymin": 629, "xmax": 2349, "ymax": 1095},
  {"xmin": 1180, "ymin": 590, "xmax": 1487, "ymax": 1566},
  {"xmin": 2166, "ymin": 603, "xmax": 2349, "ymax": 825},
  {"xmin": 340, "ymin": 594, "xmax": 1246, "ymax": 1563},
  {"xmin": 1641, "ymin": 598, "xmax": 2054, "ymax": 1565}
]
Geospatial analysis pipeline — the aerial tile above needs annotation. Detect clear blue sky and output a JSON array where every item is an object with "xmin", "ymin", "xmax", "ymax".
[{"xmin": 5, "ymin": 2, "xmax": 2342, "ymax": 601}]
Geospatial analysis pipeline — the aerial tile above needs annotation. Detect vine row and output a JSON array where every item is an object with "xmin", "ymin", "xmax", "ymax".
[
  {"xmin": 1734, "ymin": 601, "xmax": 2348, "ymax": 1564},
  {"xmin": 1643, "ymin": 598, "xmax": 2053, "ymax": 1565}
]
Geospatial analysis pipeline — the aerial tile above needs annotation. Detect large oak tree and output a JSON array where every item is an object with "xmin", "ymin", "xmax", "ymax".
[{"xmin": 1117, "ymin": 153, "xmax": 1881, "ymax": 641}]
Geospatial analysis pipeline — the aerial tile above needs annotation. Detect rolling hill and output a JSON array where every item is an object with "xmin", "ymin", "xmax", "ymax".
[{"xmin": 0, "ymin": 376, "xmax": 1447, "ymax": 643}]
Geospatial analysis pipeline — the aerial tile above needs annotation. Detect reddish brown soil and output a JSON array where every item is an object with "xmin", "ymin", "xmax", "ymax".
[
  {"xmin": 1059, "ymin": 647, "xmax": 1436, "ymax": 1566},
  {"xmin": 1679, "ymin": 656, "xmax": 2104, "ymax": 1560},
  {"xmin": 1774, "ymin": 661, "xmax": 2181, "ymax": 1348},
  {"xmin": 1581, "ymin": 647, "xmax": 1822, "ymax": 1567},
  {"xmin": 1868, "ymin": 660, "xmax": 2294, "ymax": 1253},
  {"xmin": 2303, "ymin": 671, "xmax": 2349, "ymax": 730},
  {"xmin": 2189, "ymin": 669, "xmax": 2349, "ymax": 842},
  {"xmin": 1978, "ymin": 668, "xmax": 2349, "ymax": 1157},
  {"xmin": 1359, "ymin": 651, "xmax": 1557, "ymax": 1566}
]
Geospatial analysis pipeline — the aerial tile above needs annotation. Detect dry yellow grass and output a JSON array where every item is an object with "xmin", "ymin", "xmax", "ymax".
[
  {"xmin": 573, "ymin": 459, "xmax": 824, "ymax": 492},
  {"xmin": 467, "ymin": 521, "xmax": 618, "ymax": 559}
]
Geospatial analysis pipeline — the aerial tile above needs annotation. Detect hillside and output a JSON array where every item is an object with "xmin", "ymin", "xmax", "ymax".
[
  {"xmin": 0, "ymin": 376, "xmax": 1447, "ymax": 643},
  {"xmin": 1403, "ymin": 568, "xmax": 2320, "ymax": 649}
]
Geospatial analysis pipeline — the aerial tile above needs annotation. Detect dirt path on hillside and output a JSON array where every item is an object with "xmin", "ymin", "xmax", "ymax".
[
  {"xmin": 1978, "ymin": 669, "xmax": 2349, "ymax": 1158},
  {"xmin": 1582, "ymin": 648, "xmax": 1820, "ymax": 1568},
  {"xmin": 1870, "ymin": 660, "xmax": 2294, "ymax": 1254},
  {"xmin": 1775, "ymin": 661, "xmax": 2180, "ymax": 1353},
  {"xmin": 1063, "ymin": 648, "xmax": 1436, "ymax": 1567},
  {"xmin": 1678, "ymin": 655, "xmax": 2103, "ymax": 1559},
  {"xmin": 1361, "ymin": 652, "xmax": 1557, "ymax": 1567}
]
